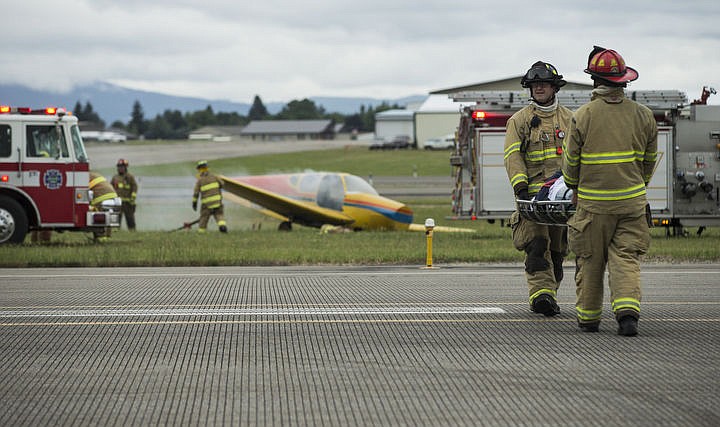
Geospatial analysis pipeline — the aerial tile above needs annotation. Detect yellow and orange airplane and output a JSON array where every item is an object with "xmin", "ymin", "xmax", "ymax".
[{"xmin": 219, "ymin": 172, "xmax": 472, "ymax": 232}]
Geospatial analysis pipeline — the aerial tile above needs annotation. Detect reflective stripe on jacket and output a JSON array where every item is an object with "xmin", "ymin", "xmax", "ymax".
[
  {"xmin": 193, "ymin": 172, "xmax": 224, "ymax": 209},
  {"xmin": 111, "ymin": 172, "xmax": 138, "ymax": 204},
  {"xmin": 562, "ymin": 89, "xmax": 658, "ymax": 213},
  {"xmin": 89, "ymin": 171, "xmax": 118, "ymax": 206}
]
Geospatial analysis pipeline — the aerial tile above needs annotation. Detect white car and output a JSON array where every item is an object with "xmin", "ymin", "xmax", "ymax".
[{"xmin": 423, "ymin": 134, "xmax": 455, "ymax": 150}]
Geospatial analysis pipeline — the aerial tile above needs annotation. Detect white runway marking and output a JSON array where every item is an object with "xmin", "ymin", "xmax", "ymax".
[{"xmin": 0, "ymin": 306, "xmax": 506, "ymax": 318}]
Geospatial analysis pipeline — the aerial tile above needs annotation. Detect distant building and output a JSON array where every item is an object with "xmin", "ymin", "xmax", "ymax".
[
  {"xmin": 429, "ymin": 76, "xmax": 592, "ymax": 95},
  {"xmin": 240, "ymin": 120, "xmax": 335, "ymax": 141},
  {"xmin": 374, "ymin": 109, "xmax": 415, "ymax": 143},
  {"xmin": 414, "ymin": 76, "xmax": 593, "ymax": 149},
  {"xmin": 79, "ymin": 121, "xmax": 130, "ymax": 143},
  {"xmin": 188, "ymin": 126, "xmax": 245, "ymax": 142}
]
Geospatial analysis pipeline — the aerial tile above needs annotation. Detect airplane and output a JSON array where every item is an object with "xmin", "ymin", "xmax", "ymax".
[{"xmin": 219, "ymin": 172, "xmax": 474, "ymax": 232}]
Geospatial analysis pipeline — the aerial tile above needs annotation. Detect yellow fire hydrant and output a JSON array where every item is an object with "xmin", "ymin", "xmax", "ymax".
[{"xmin": 424, "ymin": 218, "xmax": 435, "ymax": 268}]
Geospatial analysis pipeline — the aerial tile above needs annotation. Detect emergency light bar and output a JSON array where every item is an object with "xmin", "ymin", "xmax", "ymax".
[{"xmin": 0, "ymin": 106, "xmax": 67, "ymax": 115}]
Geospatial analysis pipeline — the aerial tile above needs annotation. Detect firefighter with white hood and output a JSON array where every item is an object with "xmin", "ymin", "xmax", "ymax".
[
  {"xmin": 504, "ymin": 61, "xmax": 573, "ymax": 316},
  {"xmin": 562, "ymin": 46, "xmax": 657, "ymax": 336}
]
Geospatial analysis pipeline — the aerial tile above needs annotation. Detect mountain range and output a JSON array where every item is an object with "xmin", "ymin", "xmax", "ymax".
[{"xmin": 0, "ymin": 81, "xmax": 427, "ymax": 125}]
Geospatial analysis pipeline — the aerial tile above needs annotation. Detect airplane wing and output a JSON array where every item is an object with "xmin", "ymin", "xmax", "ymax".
[
  {"xmin": 219, "ymin": 175, "xmax": 355, "ymax": 228},
  {"xmin": 223, "ymin": 192, "xmax": 289, "ymax": 222}
]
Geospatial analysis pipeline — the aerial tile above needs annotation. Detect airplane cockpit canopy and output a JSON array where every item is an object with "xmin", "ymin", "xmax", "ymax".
[{"xmin": 343, "ymin": 174, "xmax": 378, "ymax": 195}]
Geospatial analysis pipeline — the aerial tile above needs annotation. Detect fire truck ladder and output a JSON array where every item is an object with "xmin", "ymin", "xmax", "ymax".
[{"xmin": 449, "ymin": 90, "xmax": 687, "ymax": 111}]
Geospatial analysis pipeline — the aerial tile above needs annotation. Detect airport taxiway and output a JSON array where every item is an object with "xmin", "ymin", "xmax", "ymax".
[{"xmin": 1, "ymin": 264, "xmax": 718, "ymax": 426}]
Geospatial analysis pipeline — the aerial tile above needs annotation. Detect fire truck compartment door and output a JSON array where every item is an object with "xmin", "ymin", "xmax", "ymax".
[
  {"xmin": 476, "ymin": 132, "xmax": 515, "ymax": 212},
  {"xmin": 647, "ymin": 129, "xmax": 670, "ymax": 211}
]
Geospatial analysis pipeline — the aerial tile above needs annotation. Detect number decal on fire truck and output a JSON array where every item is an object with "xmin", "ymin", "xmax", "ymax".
[{"xmin": 43, "ymin": 169, "xmax": 63, "ymax": 190}]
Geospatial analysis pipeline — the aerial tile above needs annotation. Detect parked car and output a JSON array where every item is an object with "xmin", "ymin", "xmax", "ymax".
[
  {"xmin": 369, "ymin": 135, "xmax": 412, "ymax": 150},
  {"xmin": 423, "ymin": 134, "xmax": 455, "ymax": 150}
]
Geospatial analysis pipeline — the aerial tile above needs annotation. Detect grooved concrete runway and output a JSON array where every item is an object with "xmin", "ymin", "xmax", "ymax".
[{"xmin": 1, "ymin": 265, "xmax": 718, "ymax": 426}]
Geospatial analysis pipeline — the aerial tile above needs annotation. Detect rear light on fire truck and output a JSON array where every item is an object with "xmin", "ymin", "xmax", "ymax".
[
  {"xmin": 1, "ymin": 175, "xmax": 8, "ymax": 182},
  {"xmin": 470, "ymin": 110, "xmax": 513, "ymax": 127},
  {"xmin": 92, "ymin": 213, "xmax": 107, "ymax": 225}
]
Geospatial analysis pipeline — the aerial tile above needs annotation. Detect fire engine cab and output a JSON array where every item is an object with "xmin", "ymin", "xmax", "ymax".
[
  {"xmin": 0, "ymin": 106, "xmax": 120, "ymax": 244},
  {"xmin": 449, "ymin": 89, "xmax": 720, "ymax": 235}
]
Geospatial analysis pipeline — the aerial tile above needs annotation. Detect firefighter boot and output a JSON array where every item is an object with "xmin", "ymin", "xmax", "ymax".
[
  {"xmin": 551, "ymin": 251, "xmax": 564, "ymax": 283},
  {"xmin": 219, "ymin": 225, "xmax": 228, "ymax": 233},
  {"xmin": 579, "ymin": 322, "xmax": 600, "ymax": 333},
  {"xmin": 617, "ymin": 316, "xmax": 638, "ymax": 337},
  {"xmin": 532, "ymin": 294, "xmax": 560, "ymax": 317}
]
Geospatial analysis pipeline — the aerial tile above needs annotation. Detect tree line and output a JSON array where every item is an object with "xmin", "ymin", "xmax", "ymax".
[{"xmin": 73, "ymin": 95, "xmax": 401, "ymax": 140}]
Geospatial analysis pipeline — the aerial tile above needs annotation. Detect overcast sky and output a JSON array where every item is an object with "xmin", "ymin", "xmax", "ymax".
[{"xmin": 3, "ymin": 1, "xmax": 719, "ymax": 104}]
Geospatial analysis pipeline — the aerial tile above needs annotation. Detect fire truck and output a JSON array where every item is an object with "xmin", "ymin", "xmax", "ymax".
[
  {"xmin": 0, "ymin": 106, "xmax": 121, "ymax": 244},
  {"xmin": 449, "ymin": 88, "xmax": 720, "ymax": 235}
]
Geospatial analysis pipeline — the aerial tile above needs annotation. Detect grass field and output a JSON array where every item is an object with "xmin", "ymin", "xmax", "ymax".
[
  {"xmin": 103, "ymin": 146, "xmax": 455, "ymax": 178},
  {"xmin": 3, "ymin": 205, "xmax": 719, "ymax": 267}
]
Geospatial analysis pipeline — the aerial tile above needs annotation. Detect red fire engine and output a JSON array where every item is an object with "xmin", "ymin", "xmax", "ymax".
[{"xmin": 0, "ymin": 106, "xmax": 120, "ymax": 244}]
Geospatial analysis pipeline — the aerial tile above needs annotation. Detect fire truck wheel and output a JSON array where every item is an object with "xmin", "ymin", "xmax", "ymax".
[{"xmin": 0, "ymin": 196, "xmax": 28, "ymax": 244}]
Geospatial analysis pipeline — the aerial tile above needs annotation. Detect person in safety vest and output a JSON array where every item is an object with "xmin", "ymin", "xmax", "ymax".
[
  {"xmin": 562, "ymin": 46, "xmax": 657, "ymax": 336},
  {"xmin": 192, "ymin": 160, "xmax": 228, "ymax": 233},
  {"xmin": 89, "ymin": 171, "xmax": 118, "ymax": 242},
  {"xmin": 504, "ymin": 61, "xmax": 573, "ymax": 316},
  {"xmin": 111, "ymin": 158, "xmax": 138, "ymax": 231}
]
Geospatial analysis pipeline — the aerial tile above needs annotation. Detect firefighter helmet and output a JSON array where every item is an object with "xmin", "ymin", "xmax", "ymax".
[
  {"xmin": 196, "ymin": 160, "xmax": 208, "ymax": 169},
  {"xmin": 521, "ymin": 61, "xmax": 567, "ymax": 89},
  {"xmin": 116, "ymin": 158, "xmax": 128, "ymax": 167},
  {"xmin": 584, "ymin": 47, "xmax": 638, "ymax": 84}
]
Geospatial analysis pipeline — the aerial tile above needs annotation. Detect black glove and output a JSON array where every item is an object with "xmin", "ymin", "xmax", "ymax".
[
  {"xmin": 192, "ymin": 201, "xmax": 197, "ymax": 211},
  {"xmin": 516, "ymin": 189, "xmax": 530, "ymax": 201}
]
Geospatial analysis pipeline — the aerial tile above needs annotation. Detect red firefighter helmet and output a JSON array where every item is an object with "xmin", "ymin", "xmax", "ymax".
[
  {"xmin": 116, "ymin": 158, "xmax": 129, "ymax": 167},
  {"xmin": 584, "ymin": 47, "xmax": 638, "ymax": 84}
]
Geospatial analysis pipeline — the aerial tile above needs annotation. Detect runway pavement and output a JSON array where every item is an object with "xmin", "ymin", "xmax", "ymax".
[{"xmin": 1, "ymin": 264, "xmax": 718, "ymax": 426}]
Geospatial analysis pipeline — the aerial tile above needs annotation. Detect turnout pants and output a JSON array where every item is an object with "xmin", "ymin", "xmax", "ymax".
[
  {"xmin": 567, "ymin": 207, "xmax": 650, "ymax": 326},
  {"xmin": 510, "ymin": 211, "xmax": 567, "ymax": 305},
  {"xmin": 120, "ymin": 203, "xmax": 136, "ymax": 231},
  {"xmin": 198, "ymin": 205, "xmax": 226, "ymax": 232}
]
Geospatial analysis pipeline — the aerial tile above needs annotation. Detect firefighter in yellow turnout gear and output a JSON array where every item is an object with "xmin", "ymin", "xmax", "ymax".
[
  {"xmin": 504, "ymin": 61, "xmax": 573, "ymax": 316},
  {"xmin": 562, "ymin": 46, "xmax": 657, "ymax": 336},
  {"xmin": 89, "ymin": 171, "xmax": 118, "ymax": 242},
  {"xmin": 192, "ymin": 160, "xmax": 228, "ymax": 233},
  {"xmin": 111, "ymin": 158, "xmax": 138, "ymax": 231}
]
